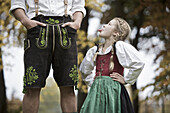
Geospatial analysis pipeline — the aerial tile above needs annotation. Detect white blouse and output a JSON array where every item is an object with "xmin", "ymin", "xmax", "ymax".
[
  {"xmin": 79, "ymin": 41, "xmax": 145, "ymax": 86},
  {"xmin": 10, "ymin": 0, "xmax": 86, "ymax": 19}
]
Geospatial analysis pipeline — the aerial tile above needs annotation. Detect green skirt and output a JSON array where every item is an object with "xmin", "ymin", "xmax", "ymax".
[{"xmin": 80, "ymin": 76, "xmax": 121, "ymax": 113}]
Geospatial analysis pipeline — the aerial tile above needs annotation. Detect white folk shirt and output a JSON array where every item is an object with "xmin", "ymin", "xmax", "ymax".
[
  {"xmin": 79, "ymin": 41, "xmax": 145, "ymax": 86},
  {"xmin": 10, "ymin": 0, "xmax": 86, "ymax": 19}
]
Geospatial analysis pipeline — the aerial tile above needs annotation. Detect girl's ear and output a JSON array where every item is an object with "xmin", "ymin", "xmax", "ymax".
[{"xmin": 112, "ymin": 32, "xmax": 119, "ymax": 37}]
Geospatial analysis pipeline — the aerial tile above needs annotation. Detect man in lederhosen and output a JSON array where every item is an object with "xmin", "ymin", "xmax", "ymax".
[{"xmin": 10, "ymin": 0, "xmax": 86, "ymax": 113}]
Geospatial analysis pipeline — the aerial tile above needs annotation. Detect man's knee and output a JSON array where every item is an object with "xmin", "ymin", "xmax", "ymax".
[
  {"xmin": 25, "ymin": 88, "xmax": 41, "ymax": 97},
  {"xmin": 60, "ymin": 86, "xmax": 75, "ymax": 96}
]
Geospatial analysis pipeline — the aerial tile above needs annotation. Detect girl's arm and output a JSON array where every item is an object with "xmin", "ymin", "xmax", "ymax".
[
  {"xmin": 79, "ymin": 46, "xmax": 97, "ymax": 86},
  {"xmin": 115, "ymin": 41, "xmax": 145, "ymax": 85}
]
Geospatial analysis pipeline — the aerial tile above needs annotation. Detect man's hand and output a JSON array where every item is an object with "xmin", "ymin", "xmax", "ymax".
[
  {"xmin": 12, "ymin": 8, "xmax": 46, "ymax": 30},
  {"xmin": 110, "ymin": 72, "xmax": 126, "ymax": 85},
  {"xmin": 62, "ymin": 11, "xmax": 83, "ymax": 30},
  {"xmin": 21, "ymin": 18, "xmax": 46, "ymax": 30},
  {"xmin": 62, "ymin": 21, "xmax": 80, "ymax": 30}
]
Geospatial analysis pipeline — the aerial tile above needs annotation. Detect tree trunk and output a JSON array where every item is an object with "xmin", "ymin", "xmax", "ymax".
[
  {"xmin": 0, "ymin": 48, "xmax": 7, "ymax": 113},
  {"xmin": 77, "ymin": 83, "xmax": 87, "ymax": 113},
  {"xmin": 130, "ymin": 9, "xmax": 144, "ymax": 113}
]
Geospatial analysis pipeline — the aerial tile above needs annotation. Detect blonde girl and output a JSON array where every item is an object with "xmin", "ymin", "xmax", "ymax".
[{"xmin": 79, "ymin": 17, "xmax": 145, "ymax": 113}]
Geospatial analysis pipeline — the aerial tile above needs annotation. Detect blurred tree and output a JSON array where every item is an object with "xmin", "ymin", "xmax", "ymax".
[
  {"xmin": 128, "ymin": 0, "xmax": 170, "ymax": 112},
  {"xmin": 99, "ymin": 0, "xmax": 170, "ymax": 112},
  {"xmin": 138, "ymin": 0, "xmax": 170, "ymax": 104},
  {"xmin": 0, "ymin": 0, "xmax": 25, "ymax": 113},
  {"xmin": 0, "ymin": 0, "xmax": 11, "ymax": 112}
]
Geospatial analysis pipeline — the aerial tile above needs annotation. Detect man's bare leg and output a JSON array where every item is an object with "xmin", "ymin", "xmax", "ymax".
[
  {"xmin": 22, "ymin": 88, "xmax": 41, "ymax": 113},
  {"xmin": 59, "ymin": 86, "xmax": 77, "ymax": 112}
]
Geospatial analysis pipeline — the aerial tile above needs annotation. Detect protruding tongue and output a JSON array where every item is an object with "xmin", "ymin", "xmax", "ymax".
[{"xmin": 98, "ymin": 29, "xmax": 102, "ymax": 32}]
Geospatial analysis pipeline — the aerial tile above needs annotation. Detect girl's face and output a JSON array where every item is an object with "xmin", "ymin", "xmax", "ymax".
[{"xmin": 98, "ymin": 19, "xmax": 118, "ymax": 38}]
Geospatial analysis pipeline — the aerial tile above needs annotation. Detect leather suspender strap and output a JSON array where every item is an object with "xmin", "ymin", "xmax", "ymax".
[
  {"xmin": 34, "ymin": 0, "xmax": 39, "ymax": 16},
  {"xmin": 64, "ymin": 0, "xmax": 68, "ymax": 17}
]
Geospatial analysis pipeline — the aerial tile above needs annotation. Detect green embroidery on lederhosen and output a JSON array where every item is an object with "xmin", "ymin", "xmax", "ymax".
[
  {"xmin": 40, "ymin": 28, "xmax": 46, "ymax": 46},
  {"xmin": 57, "ymin": 25, "xmax": 71, "ymax": 49},
  {"xmin": 36, "ymin": 25, "xmax": 49, "ymax": 49},
  {"xmin": 46, "ymin": 18, "xmax": 59, "ymax": 24},
  {"xmin": 22, "ymin": 66, "xmax": 39, "ymax": 93},
  {"xmin": 69, "ymin": 65, "xmax": 78, "ymax": 83},
  {"xmin": 61, "ymin": 28, "xmax": 68, "ymax": 46},
  {"xmin": 69, "ymin": 65, "xmax": 78, "ymax": 89}
]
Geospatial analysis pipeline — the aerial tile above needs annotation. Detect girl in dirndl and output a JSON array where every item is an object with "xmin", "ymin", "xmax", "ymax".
[{"xmin": 79, "ymin": 17, "xmax": 145, "ymax": 113}]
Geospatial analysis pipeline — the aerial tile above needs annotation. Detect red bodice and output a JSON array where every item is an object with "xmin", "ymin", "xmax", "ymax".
[{"xmin": 95, "ymin": 51, "xmax": 124, "ymax": 77}]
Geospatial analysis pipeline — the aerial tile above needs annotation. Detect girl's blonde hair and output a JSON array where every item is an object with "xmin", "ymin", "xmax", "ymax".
[
  {"xmin": 108, "ymin": 18, "xmax": 131, "ymax": 72},
  {"xmin": 113, "ymin": 17, "xmax": 131, "ymax": 41},
  {"xmin": 94, "ymin": 18, "xmax": 131, "ymax": 72}
]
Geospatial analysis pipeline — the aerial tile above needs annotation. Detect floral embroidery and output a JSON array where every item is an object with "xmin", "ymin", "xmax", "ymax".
[
  {"xmin": 40, "ymin": 28, "xmax": 46, "ymax": 46},
  {"xmin": 26, "ymin": 66, "xmax": 39, "ymax": 85},
  {"xmin": 22, "ymin": 66, "xmax": 39, "ymax": 93},
  {"xmin": 36, "ymin": 25, "xmax": 49, "ymax": 49},
  {"xmin": 69, "ymin": 65, "xmax": 78, "ymax": 83},
  {"xmin": 46, "ymin": 18, "xmax": 59, "ymax": 24},
  {"xmin": 61, "ymin": 28, "xmax": 68, "ymax": 46},
  {"xmin": 57, "ymin": 25, "xmax": 71, "ymax": 49}
]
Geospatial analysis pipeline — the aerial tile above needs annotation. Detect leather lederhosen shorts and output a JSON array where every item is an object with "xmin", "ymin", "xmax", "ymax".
[{"xmin": 23, "ymin": 15, "xmax": 78, "ymax": 93}]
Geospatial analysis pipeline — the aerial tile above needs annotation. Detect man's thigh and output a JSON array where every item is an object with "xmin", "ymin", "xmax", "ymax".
[{"xmin": 23, "ymin": 25, "xmax": 52, "ymax": 93}]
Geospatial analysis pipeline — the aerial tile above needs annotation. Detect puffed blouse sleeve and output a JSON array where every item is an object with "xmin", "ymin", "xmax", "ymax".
[
  {"xmin": 115, "ymin": 41, "xmax": 145, "ymax": 85},
  {"xmin": 79, "ymin": 46, "xmax": 97, "ymax": 86}
]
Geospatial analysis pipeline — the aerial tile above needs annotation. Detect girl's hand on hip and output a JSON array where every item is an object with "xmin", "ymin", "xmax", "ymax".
[{"xmin": 110, "ymin": 72, "xmax": 126, "ymax": 85}]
